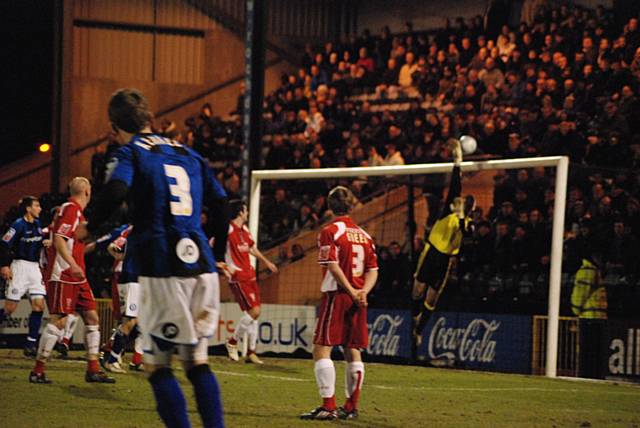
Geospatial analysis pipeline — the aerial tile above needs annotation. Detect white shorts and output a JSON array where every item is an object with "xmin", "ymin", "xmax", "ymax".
[
  {"xmin": 6, "ymin": 260, "xmax": 46, "ymax": 301},
  {"xmin": 117, "ymin": 282, "xmax": 140, "ymax": 318},
  {"xmin": 138, "ymin": 273, "xmax": 219, "ymax": 365}
]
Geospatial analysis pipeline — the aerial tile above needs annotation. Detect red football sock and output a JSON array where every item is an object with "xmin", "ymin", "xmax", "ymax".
[
  {"xmin": 228, "ymin": 337, "xmax": 237, "ymax": 345},
  {"xmin": 322, "ymin": 396, "xmax": 336, "ymax": 411},
  {"xmin": 62, "ymin": 337, "xmax": 70, "ymax": 346},
  {"xmin": 87, "ymin": 359, "xmax": 100, "ymax": 374},
  {"xmin": 344, "ymin": 382, "xmax": 361, "ymax": 411},
  {"xmin": 344, "ymin": 395, "xmax": 358, "ymax": 412},
  {"xmin": 34, "ymin": 360, "xmax": 46, "ymax": 374},
  {"xmin": 132, "ymin": 352, "xmax": 143, "ymax": 365}
]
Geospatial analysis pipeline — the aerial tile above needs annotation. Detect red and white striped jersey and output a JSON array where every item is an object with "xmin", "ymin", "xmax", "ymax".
[
  {"xmin": 225, "ymin": 221, "xmax": 256, "ymax": 281},
  {"xmin": 317, "ymin": 216, "xmax": 378, "ymax": 293},
  {"xmin": 44, "ymin": 199, "xmax": 86, "ymax": 284}
]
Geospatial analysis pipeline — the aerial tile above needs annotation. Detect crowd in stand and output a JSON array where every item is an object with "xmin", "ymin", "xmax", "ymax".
[{"xmin": 2, "ymin": 3, "xmax": 640, "ymax": 316}]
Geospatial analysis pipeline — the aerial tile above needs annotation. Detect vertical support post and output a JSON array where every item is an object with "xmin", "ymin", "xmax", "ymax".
[
  {"xmin": 407, "ymin": 175, "xmax": 416, "ymax": 264},
  {"xmin": 545, "ymin": 156, "xmax": 569, "ymax": 378},
  {"xmin": 51, "ymin": 0, "xmax": 72, "ymax": 193},
  {"xmin": 248, "ymin": 176, "xmax": 261, "ymax": 269},
  {"xmin": 241, "ymin": 0, "xmax": 265, "ymax": 202}
]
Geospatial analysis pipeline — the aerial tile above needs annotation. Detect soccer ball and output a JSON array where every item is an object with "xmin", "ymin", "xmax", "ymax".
[{"xmin": 460, "ymin": 135, "xmax": 477, "ymax": 155}]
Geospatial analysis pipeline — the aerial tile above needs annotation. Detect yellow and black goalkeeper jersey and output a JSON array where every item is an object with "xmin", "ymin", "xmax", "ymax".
[{"xmin": 426, "ymin": 165, "xmax": 471, "ymax": 256}]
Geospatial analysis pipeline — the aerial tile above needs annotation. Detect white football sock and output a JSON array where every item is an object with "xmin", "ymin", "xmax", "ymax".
[
  {"xmin": 85, "ymin": 324, "xmax": 100, "ymax": 357},
  {"xmin": 314, "ymin": 358, "xmax": 336, "ymax": 398},
  {"xmin": 248, "ymin": 319, "xmax": 258, "ymax": 351},
  {"xmin": 233, "ymin": 313, "xmax": 253, "ymax": 342},
  {"xmin": 38, "ymin": 323, "xmax": 63, "ymax": 359},
  {"xmin": 134, "ymin": 334, "xmax": 143, "ymax": 354},
  {"xmin": 62, "ymin": 313, "xmax": 78, "ymax": 341},
  {"xmin": 345, "ymin": 361, "xmax": 365, "ymax": 398}
]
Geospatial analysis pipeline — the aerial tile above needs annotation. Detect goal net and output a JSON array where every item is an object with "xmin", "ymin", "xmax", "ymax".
[{"xmin": 228, "ymin": 156, "xmax": 569, "ymax": 377}]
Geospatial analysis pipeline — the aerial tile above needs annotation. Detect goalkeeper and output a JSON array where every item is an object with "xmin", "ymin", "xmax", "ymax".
[{"xmin": 412, "ymin": 139, "xmax": 475, "ymax": 346}]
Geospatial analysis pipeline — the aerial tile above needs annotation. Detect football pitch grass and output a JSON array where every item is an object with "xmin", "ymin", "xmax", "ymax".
[{"xmin": 1, "ymin": 349, "xmax": 639, "ymax": 428}]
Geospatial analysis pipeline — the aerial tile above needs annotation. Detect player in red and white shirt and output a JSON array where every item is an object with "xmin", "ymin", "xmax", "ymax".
[
  {"xmin": 30, "ymin": 177, "xmax": 114, "ymax": 384},
  {"xmin": 300, "ymin": 186, "xmax": 378, "ymax": 421},
  {"xmin": 224, "ymin": 200, "xmax": 278, "ymax": 364},
  {"xmin": 42, "ymin": 206, "xmax": 80, "ymax": 358}
]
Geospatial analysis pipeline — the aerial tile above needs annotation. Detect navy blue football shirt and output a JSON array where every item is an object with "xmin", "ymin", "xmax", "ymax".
[
  {"xmin": 105, "ymin": 134, "xmax": 227, "ymax": 278},
  {"xmin": 1, "ymin": 218, "xmax": 43, "ymax": 264}
]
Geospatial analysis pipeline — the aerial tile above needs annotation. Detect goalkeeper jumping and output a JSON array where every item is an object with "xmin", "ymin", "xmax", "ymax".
[{"xmin": 412, "ymin": 139, "xmax": 475, "ymax": 346}]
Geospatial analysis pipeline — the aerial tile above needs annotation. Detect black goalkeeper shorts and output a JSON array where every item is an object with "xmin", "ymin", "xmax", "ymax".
[{"xmin": 414, "ymin": 243, "xmax": 453, "ymax": 291}]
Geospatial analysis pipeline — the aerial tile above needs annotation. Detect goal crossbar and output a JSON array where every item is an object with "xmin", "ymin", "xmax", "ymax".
[{"xmin": 249, "ymin": 156, "xmax": 569, "ymax": 378}]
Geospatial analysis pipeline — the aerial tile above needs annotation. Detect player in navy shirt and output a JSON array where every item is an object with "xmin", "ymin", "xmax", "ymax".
[
  {"xmin": 0, "ymin": 196, "xmax": 47, "ymax": 356},
  {"xmin": 83, "ymin": 88, "xmax": 228, "ymax": 428}
]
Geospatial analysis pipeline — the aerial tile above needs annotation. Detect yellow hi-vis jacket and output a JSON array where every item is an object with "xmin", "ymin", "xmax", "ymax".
[{"xmin": 571, "ymin": 259, "xmax": 607, "ymax": 319}]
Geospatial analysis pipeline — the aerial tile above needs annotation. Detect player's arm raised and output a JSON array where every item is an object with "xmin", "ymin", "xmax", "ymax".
[
  {"xmin": 440, "ymin": 139, "xmax": 463, "ymax": 219},
  {"xmin": 249, "ymin": 245, "xmax": 278, "ymax": 273},
  {"xmin": 86, "ymin": 146, "xmax": 134, "ymax": 238}
]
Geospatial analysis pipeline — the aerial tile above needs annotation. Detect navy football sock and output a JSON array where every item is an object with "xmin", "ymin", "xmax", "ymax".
[
  {"xmin": 0, "ymin": 308, "xmax": 6, "ymax": 324},
  {"xmin": 108, "ymin": 329, "xmax": 127, "ymax": 363},
  {"xmin": 148, "ymin": 368, "xmax": 191, "ymax": 428},
  {"xmin": 187, "ymin": 364, "xmax": 224, "ymax": 428},
  {"xmin": 411, "ymin": 299, "xmax": 423, "ymax": 318},
  {"xmin": 27, "ymin": 311, "xmax": 43, "ymax": 344}
]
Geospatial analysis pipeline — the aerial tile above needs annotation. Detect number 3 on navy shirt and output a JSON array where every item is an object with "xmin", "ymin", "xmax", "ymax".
[{"xmin": 164, "ymin": 164, "xmax": 193, "ymax": 216}]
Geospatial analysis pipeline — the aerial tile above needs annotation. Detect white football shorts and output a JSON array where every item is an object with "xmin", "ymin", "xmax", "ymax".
[
  {"xmin": 117, "ymin": 282, "xmax": 140, "ymax": 318},
  {"xmin": 6, "ymin": 260, "xmax": 46, "ymax": 301},
  {"xmin": 138, "ymin": 272, "xmax": 220, "ymax": 365}
]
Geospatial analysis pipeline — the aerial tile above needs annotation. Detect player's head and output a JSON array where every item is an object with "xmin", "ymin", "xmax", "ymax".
[
  {"xmin": 19, "ymin": 196, "xmax": 41, "ymax": 219},
  {"xmin": 451, "ymin": 195, "xmax": 476, "ymax": 217},
  {"xmin": 69, "ymin": 177, "xmax": 92, "ymax": 206},
  {"xmin": 229, "ymin": 199, "xmax": 248, "ymax": 223},
  {"xmin": 328, "ymin": 186, "xmax": 356, "ymax": 216},
  {"xmin": 108, "ymin": 88, "xmax": 153, "ymax": 134}
]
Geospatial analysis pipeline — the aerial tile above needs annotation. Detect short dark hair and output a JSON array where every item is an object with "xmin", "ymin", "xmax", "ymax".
[
  {"xmin": 108, "ymin": 88, "xmax": 152, "ymax": 133},
  {"xmin": 19, "ymin": 196, "xmax": 38, "ymax": 215},
  {"xmin": 328, "ymin": 186, "xmax": 355, "ymax": 215},
  {"xmin": 228, "ymin": 199, "xmax": 247, "ymax": 220}
]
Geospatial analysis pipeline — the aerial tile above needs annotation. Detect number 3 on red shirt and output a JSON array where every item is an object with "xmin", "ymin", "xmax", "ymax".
[{"xmin": 352, "ymin": 244, "xmax": 364, "ymax": 277}]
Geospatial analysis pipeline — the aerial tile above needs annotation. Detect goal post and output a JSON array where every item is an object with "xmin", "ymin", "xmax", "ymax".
[{"xmin": 249, "ymin": 156, "xmax": 569, "ymax": 378}]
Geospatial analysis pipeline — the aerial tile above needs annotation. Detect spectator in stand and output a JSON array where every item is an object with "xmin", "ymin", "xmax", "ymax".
[
  {"xmin": 398, "ymin": 52, "xmax": 418, "ymax": 90},
  {"xmin": 478, "ymin": 57, "xmax": 505, "ymax": 89},
  {"xmin": 356, "ymin": 47, "xmax": 375, "ymax": 73},
  {"xmin": 383, "ymin": 143, "xmax": 405, "ymax": 166}
]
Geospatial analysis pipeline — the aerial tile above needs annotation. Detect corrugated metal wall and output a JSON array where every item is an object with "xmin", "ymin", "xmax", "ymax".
[
  {"xmin": 72, "ymin": 0, "xmax": 213, "ymax": 84},
  {"xmin": 200, "ymin": 0, "xmax": 355, "ymax": 40},
  {"xmin": 73, "ymin": 27, "xmax": 154, "ymax": 80},
  {"xmin": 74, "ymin": 0, "xmax": 154, "ymax": 24},
  {"xmin": 155, "ymin": 34, "xmax": 204, "ymax": 83}
]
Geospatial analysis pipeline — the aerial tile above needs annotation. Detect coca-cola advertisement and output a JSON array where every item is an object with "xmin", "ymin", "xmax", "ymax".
[
  {"xmin": 365, "ymin": 309, "xmax": 412, "ymax": 359},
  {"xmin": 417, "ymin": 312, "xmax": 532, "ymax": 374}
]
